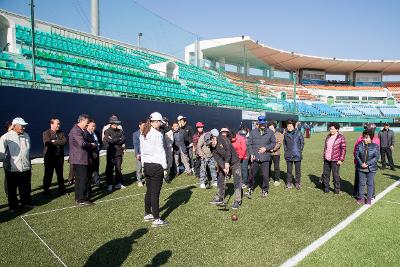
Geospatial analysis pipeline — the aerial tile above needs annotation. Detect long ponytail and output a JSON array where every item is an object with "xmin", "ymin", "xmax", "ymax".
[{"xmin": 142, "ymin": 119, "xmax": 152, "ymax": 138}]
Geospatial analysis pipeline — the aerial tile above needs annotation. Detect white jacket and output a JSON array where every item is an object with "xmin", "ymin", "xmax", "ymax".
[
  {"xmin": 140, "ymin": 127, "xmax": 167, "ymax": 169},
  {"xmin": 0, "ymin": 131, "xmax": 31, "ymax": 172}
]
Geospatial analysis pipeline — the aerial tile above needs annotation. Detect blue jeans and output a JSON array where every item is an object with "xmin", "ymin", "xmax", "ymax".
[{"xmin": 358, "ymin": 171, "xmax": 376, "ymax": 199}]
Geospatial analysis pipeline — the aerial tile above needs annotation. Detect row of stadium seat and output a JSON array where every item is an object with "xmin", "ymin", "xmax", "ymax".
[{"xmin": 15, "ymin": 25, "xmax": 271, "ymax": 110}]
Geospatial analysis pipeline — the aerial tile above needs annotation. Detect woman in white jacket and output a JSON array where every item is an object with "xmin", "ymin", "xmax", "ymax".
[{"xmin": 140, "ymin": 112, "xmax": 169, "ymax": 227}]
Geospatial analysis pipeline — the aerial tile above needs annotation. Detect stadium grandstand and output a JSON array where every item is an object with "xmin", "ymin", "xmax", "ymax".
[{"xmin": 1, "ymin": 7, "xmax": 400, "ymax": 136}]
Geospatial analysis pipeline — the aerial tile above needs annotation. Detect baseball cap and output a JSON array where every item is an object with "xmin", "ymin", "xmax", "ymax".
[
  {"xmin": 196, "ymin": 122, "xmax": 205, "ymax": 128},
  {"xmin": 210, "ymin": 128, "xmax": 219, "ymax": 137},
  {"xmin": 150, "ymin": 112, "xmax": 165, "ymax": 123},
  {"xmin": 220, "ymin": 127, "xmax": 230, "ymax": 133},
  {"xmin": 177, "ymin": 115, "xmax": 186, "ymax": 121},
  {"xmin": 12, "ymin": 117, "xmax": 28, "ymax": 126},
  {"xmin": 258, "ymin": 116, "xmax": 266, "ymax": 124}
]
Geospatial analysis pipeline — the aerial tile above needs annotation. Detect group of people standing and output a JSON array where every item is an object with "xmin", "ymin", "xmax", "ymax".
[
  {"xmin": 0, "ymin": 112, "xmax": 396, "ymax": 228},
  {"xmin": 0, "ymin": 114, "xmax": 127, "ymax": 211}
]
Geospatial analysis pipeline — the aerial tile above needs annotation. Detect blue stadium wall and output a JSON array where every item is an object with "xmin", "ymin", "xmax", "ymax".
[{"xmin": 0, "ymin": 86, "xmax": 297, "ymax": 157}]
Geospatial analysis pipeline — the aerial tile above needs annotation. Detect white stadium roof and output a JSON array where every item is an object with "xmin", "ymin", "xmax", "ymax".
[{"xmin": 188, "ymin": 36, "xmax": 400, "ymax": 74}]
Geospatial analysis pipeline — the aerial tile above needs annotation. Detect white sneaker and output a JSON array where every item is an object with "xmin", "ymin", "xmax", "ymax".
[
  {"xmin": 143, "ymin": 214, "xmax": 155, "ymax": 222},
  {"xmin": 137, "ymin": 181, "xmax": 143, "ymax": 187},
  {"xmin": 152, "ymin": 218, "xmax": 169, "ymax": 228},
  {"xmin": 107, "ymin": 185, "xmax": 113, "ymax": 192},
  {"xmin": 212, "ymin": 182, "xmax": 218, "ymax": 187},
  {"xmin": 115, "ymin": 183, "xmax": 125, "ymax": 189},
  {"xmin": 200, "ymin": 183, "xmax": 206, "ymax": 189}
]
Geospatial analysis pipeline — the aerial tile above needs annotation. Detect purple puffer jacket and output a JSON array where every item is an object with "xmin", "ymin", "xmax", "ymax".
[{"xmin": 323, "ymin": 133, "xmax": 346, "ymax": 162}]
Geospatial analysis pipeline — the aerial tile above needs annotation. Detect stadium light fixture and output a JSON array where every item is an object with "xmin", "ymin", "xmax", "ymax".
[{"xmin": 137, "ymin": 32, "xmax": 143, "ymax": 50}]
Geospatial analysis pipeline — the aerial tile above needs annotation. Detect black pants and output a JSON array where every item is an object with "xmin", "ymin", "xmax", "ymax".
[
  {"xmin": 381, "ymin": 147, "xmax": 394, "ymax": 169},
  {"xmin": 144, "ymin": 163, "xmax": 164, "ymax": 219},
  {"xmin": 68, "ymin": 162, "xmax": 75, "ymax": 183},
  {"xmin": 106, "ymin": 155, "xmax": 122, "ymax": 186},
  {"xmin": 286, "ymin": 161, "xmax": 301, "ymax": 185},
  {"xmin": 269, "ymin": 155, "xmax": 281, "ymax": 182},
  {"xmin": 88, "ymin": 155, "xmax": 100, "ymax": 182},
  {"xmin": 322, "ymin": 160, "xmax": 341, "ymax": 192},
  {"xmin": 43, "ymin": 156, "xmax": 65, "ymax": 194},
  {"xmin": 74, "ymin": 164, "xmax": 90, "ymax": 202},
  {"xmin": 194, "ymin": 155, "xmax": 201, "ymax": 178},
  {"xmin": 6, "ymin": 170, "xmax": 32, "ymax": 209},
  {"xmin": 250, "ymin": 160, "xmax": 270, "ymax": 192}
]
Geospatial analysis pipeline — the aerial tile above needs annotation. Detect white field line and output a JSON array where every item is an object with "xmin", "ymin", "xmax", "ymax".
[
  {"xmin": 19, "ymin": 183, "xmax": 198, "ymax": 266},
  {"xmin": 21, "ymin": 183, "xmax": 198, "ymax": 218},
  {"xmin": 21, "ymin": 216, "xmax": 68, "ymax": 267},
  {"xmin": 382, "ymin": 199, "xmax": 400, "ymax": 205},
  {"xmin": 280, "ymin": 179, "xmax": 400, "ymax": 267}
]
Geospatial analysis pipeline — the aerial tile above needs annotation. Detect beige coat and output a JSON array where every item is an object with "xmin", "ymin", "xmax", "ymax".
[{"xmin": 272, "ymin": 131, "xmax": 284, "ymax": 156}]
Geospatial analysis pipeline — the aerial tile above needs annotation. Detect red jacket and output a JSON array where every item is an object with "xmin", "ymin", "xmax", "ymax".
[
  {"xmin": 323, "ymin": 133, "xmax": 346, "ymax": 162},
  {"xmin": 231, "ymin": 134, "xmax": 247, "ymax": 160}
]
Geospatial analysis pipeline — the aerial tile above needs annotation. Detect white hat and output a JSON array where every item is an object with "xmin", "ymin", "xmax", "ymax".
[
  {"xmin": 177, "ymin": 115, "xmax": 186, "ymax": 121},
  {"xmin": 210, "ymin": 129, "xmax": 219, "ymax": 137},
  {"xmin": 12, "ymin": 117, "xmax": 28, "ymax": 126},
  {"xmin": 150, "ymin": 112, "xmax": 165, "ymax": 123}
]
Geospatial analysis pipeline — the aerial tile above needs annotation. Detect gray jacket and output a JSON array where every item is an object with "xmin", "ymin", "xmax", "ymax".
[
  {"xmin": 248, "ymin": 128, "xmax": 276, "ymax": 162},
  {"xmin": 0, "ymin": 131, "xmax": 31, "ymax": 172},
  {"xmin": 378, "ymin": 129, "xmax": 395, "ymax": 148},
  {"xmin": 197, "ymin": 132, "xmax": 213, "ymax": 158}
]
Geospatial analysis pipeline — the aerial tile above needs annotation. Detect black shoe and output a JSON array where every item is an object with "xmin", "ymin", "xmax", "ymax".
[
  {"xmin": 43, "ymin": 191, "xmax": 52, "ymax": 197},
  {"xmin": 22, "ymin": 203, "xmax": 36, "ymax": 208},
  {"xmin": 295, "ymin": 183, "xmax": 301, "ymax": 190},
  {"xmin": 324, "ymin": 188, "xmax": 329, "ymax": 194},
  {"xmin": 334, "ymin": 189, "xmax": 340, "ymax": 195},
  {"xmin": 390, "ymin": 167, "xmax": 395, "ymax": 171}
]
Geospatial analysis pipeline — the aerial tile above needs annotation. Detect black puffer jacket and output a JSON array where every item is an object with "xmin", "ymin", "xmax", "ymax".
[
  {"xmin": 103, "ymin": 127, "xmax": 126, "ymax": 157},
  {"xmin": 284, "ymin": 130, "xmax": 304, "ymax": 161},
  {"xmin": 211, "ymin": 136, "xmax": 240, "ymax": 168},
  {"xmin": 248, "ymin": 128, "xmax": 276, "ymax": 162},
  {"xmin": 173, "ymin": 129, "xmax": 188, "ymax": 154}
]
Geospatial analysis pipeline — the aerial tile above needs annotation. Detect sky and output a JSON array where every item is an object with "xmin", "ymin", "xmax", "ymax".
[{"xmin": 1, "ymin": 0, "xmax": 400, "ymax": 61}]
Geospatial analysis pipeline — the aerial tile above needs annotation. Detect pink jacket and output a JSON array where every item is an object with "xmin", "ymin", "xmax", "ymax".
[
  {"xmin": 231, "ymin": 134, "xmax": 247, "ymax": 160},
  {"xmin": 323, "ymin": 133, "xmax": 346, "ymax": 162}
]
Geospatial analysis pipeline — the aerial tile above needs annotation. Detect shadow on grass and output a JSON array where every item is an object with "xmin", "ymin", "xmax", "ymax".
[
  {"xmin": 308, "ymin": 173, "xmax": 355, "ymax": 196},
  {"xmin": 0, "ymin": 182, "xmax": 76, "ymax": 223},
  {"xmin": 160, "ymin": 186, "xmax": 195, "ymax": 220},
  {"xmin": 83, "ymin": 228, "xmax": 148, "ymax": 267},
  {"xmin": 382, "ymin": 172, "xmax": 400, "ymax": 181},
  {"xmin": 309, "ymin": 174, "xmax": 323, "ymax": 190},
  {"xmin": 145, "ymin": 250, "xmax": 173, "ymax": 267}
]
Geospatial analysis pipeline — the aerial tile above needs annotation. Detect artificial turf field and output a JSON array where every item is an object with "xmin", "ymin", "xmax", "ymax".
[{"xmin": 0, "ymin": 132, "xmax": 399, "ymax": 267}]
